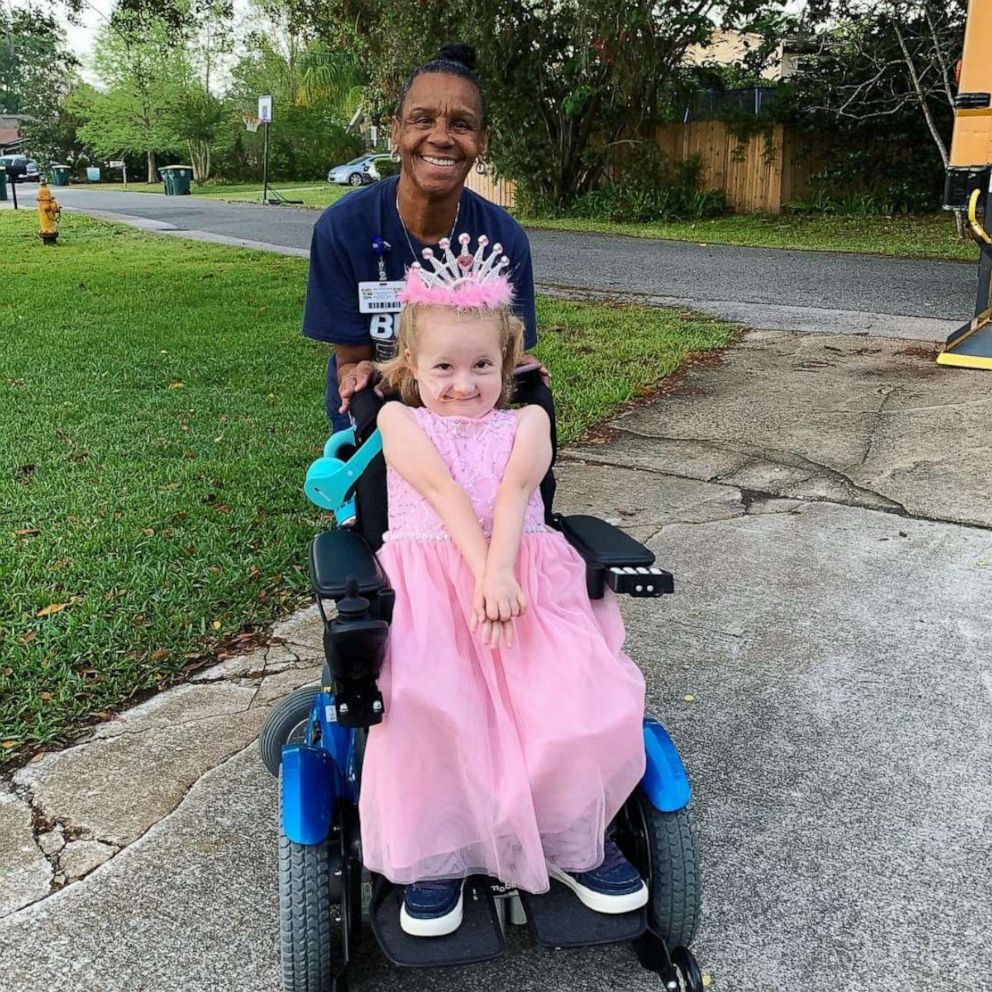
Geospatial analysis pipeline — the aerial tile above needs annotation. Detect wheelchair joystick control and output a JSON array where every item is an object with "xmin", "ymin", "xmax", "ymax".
[
  {"xmin": 323, "ymin": 574, "xmax": 389, "ymax": 728},
  {"xmin": 336, "ymin": 577, "xmax": 371, "ymax": 617}
]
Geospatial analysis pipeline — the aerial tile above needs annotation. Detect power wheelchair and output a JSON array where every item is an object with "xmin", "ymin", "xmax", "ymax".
[{"xmin": 259, "ymin": 372, "xmax": 703, "ymax": 992}]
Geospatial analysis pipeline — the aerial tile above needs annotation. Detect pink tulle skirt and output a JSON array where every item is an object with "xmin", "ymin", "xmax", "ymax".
[{"xmin": 358, "ymin": 531, "xmax": 646, "ymax": 894}]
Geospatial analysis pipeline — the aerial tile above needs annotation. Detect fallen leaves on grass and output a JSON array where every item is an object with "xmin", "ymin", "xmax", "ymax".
[
  {"xmin": 12, "ymin": 527, "xmax": 40, "ymax": 537},
  {"xmin": 36, "ymin": 602, "xmax": 69, "ymax": 618}
]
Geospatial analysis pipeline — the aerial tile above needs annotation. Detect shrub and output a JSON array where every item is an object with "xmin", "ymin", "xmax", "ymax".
[
  {"xmin": 563, "ymin": 153, "xmax": 729, "ymax": 223},
  {"xmin": 212, "ymin": 111, "xmax": 363, "ymax": 183},
  {"xmin": 376, "ymin": 157, "xmax": 401, "ymax": 178}
]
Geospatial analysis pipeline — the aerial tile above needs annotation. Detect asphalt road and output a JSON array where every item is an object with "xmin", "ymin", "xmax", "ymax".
[{"xmin": 43, "ymin": 186, "xmax": 978, "ymax": 341}]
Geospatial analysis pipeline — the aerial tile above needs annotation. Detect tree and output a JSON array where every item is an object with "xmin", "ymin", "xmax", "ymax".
[
  {"xmin": 75, "ymin": 12, "xmax": 188, "ymax": 182},
  {"xmin": 20, "ymin": 84, "xmax": 92, "ymax": 168},
  {"xmin": 222, "ymin": 4, "xmax": 363, "ymax": 181},
  {"xmin": 277, "ymin": 0, "xmax": 786, "ymax": 207},
  {"xmin": 296, "ymin": 41, "xmax": 364, "ymax": 113},
  {"xmin": 166, "ymin": 84, "xmax": 231, "ymax": 180},
  {"xmin": 792, "ymin": 0, "xmax": 966, "ymax": 223},
  {"xmin": 1, "ymin": 10, "xmax": 82, "ymax": 164},
  {"xmin": 1, "ymin": 10, "xmax": 79, "ymax": 116}
]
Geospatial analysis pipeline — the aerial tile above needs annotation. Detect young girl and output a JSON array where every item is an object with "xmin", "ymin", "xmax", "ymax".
[{"xmin": 358, "ymin": 236, "xmax": 647, "ymax": 938}]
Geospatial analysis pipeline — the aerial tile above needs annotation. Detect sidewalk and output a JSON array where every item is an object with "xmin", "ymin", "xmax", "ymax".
[{"xmin": 2, "ymin": 330, "xmax": 990, "ymax": 992}]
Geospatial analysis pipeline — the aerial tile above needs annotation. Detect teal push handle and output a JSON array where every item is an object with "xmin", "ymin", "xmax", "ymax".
[{"xmin": 304, "ymin": 427, "xmax": 383, "ymax": 514}]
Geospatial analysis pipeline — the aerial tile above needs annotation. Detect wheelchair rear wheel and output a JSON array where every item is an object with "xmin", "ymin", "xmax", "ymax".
[
  {"xmin": 615, "ymin": 786, "xmax": 701, "ymax": 949},
  {"xmin": 261, "ymin": 687, "xmax": 321, "ymax": 777}
]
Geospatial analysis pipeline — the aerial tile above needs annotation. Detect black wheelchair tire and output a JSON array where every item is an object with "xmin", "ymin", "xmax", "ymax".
[
  {"xmin": 278, "ymin": 798, "xmax": 335, "ymax": 992},
  {"xmin": 620, "ymin": 788, "xmax": 702, "ymax": 949},
  {"xmin": 260, "ymin": 687, "xmax": 322, "ymax": 777}
]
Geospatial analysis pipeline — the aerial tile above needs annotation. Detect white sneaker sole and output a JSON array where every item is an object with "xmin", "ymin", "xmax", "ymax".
[
  {"xmin": 548, "ymin": 865, "xmax": 649, "ymax": 914},
  {"xmin": 399, "ymin": 883, "xmax": 465, "ymax": 937}
]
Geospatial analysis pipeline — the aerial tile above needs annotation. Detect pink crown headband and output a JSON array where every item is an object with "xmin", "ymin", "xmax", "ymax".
[{"xmin": 397, "ymin": 233, "xmax": 513, "ymax": 309}]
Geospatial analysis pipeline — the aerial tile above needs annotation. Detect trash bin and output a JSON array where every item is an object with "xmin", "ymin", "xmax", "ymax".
[
  {"xmin": 167, "ymin": 166, "xmax": 193, "ymax": 195},
  {"xmin": 86, "ymin": 167, "xmax": 101, "ymax": 182},
  {"xmin": 159, "ymin": 167, "xmax": 175, "ymax": 194},
  {"xmin": 0, "ymin": 169, "xmax": 6, "ymax": 202},
  {"xmin": 51, "ymin": 165, "xmax": 71, "ymax": 187}
]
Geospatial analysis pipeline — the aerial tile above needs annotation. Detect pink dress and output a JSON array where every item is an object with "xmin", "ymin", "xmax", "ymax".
[{"xmin": 358, "ymin": 406, "xmax": 646, "ymax": 894}]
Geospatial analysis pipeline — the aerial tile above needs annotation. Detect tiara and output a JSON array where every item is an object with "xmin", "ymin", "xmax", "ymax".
[{"xmin": 397, "ymin": 233, "xmax": 513, "ymax": 309}]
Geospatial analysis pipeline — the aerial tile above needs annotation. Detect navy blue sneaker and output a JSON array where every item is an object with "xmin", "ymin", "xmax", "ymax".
[
  {"xmin": 400, "ymin": 878, "xmax": 465, "ymax": 937},
  {"xmin": 549, "ymin": 839, "xmax": 648, "ymax": 914}
]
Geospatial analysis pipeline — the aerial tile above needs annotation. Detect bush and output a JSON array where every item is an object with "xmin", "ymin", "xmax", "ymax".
[
  {"xmin": 377, "ymin": 157, "xmax": 401, "ymax": 178},
  {"xmin": 784, "ymin": 178, "xmax": 941, "ymax": 217},
  {"xmin": 212, "ymin": 110, "xmax": 363, "ymax": 183},
  {"xmin": 557, "ymin": 153, "xmax": 729, "ymax": 223}
]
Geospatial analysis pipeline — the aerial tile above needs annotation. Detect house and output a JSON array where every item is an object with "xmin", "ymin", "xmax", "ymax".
[
  {"xmin": 0, "ymin": 114, "xmax": 27, "ymax": 154},
  {"xmin": 685, "ymin": 30, "xmax": 803, "ymax": 82}
]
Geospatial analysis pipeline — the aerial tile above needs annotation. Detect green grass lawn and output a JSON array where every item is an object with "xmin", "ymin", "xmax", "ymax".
[
  {"xmin": 518, "ymin": 211, "xmax": 979, "ymax": 262},
  {"xmin": 0, "ymin": 210, "xmax": 732, "ymax": 760},
  {"xmin": 74, "ymin": 180, "xmax": 349, "ymax": 209}
]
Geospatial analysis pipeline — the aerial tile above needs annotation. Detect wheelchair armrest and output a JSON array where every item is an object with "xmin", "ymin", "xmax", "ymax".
[
  {"xmin": 552, "ymin": 514, "xmax": 674, "ymax": 600},
  {"xmin": 309, "ymin": 530, "xmax": 389, "ymax": 603}
]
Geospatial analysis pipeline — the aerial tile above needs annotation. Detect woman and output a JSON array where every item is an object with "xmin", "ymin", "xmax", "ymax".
[{"xmin": 302, "ymin": 43, "xmax": 539, "ymax": 430}]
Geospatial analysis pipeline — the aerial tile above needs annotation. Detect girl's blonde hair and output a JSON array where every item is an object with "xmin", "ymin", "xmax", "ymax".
[{"xmin": 377, "ymin": 304, "xmax": 524, "ymax": 407}]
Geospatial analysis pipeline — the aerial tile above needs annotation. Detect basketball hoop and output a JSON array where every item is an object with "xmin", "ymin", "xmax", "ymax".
[{"xmin": 242, "ymin": 115, "xmax": 261, "ymax": 133}]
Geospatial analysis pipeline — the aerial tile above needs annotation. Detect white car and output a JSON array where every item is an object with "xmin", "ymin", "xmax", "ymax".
[{"xmin": 327, "ymin": 153, "xmax": 398, "ymax": 187}]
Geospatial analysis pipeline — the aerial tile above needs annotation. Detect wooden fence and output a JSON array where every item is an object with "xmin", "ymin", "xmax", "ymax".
[
  {"xmin": 464, "ymin": 166, "xmax": 517, "ymax": 209},
  {"xmin": 466, "ymin": 121, "xmax": 824, "ymax": 215}
]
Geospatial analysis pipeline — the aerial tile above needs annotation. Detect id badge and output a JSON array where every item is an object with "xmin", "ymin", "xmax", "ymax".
[{"xmin": 358, "ymin": 280, "xmax": 404, "ymax": 314}]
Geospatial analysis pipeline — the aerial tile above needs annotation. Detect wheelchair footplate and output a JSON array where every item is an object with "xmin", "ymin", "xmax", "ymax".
[
  {"xmin": 368, "ymin": 875, "xmax": 505, "ymax": 968},
  {"xmin": 517, "ymin": 880, "xmax": 646, "ymax": 949}
]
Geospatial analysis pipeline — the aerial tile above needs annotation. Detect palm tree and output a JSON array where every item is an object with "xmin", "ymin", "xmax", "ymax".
[{"xmin": 296, "ymin": 42, "xmax": 365, "ymax": 117}]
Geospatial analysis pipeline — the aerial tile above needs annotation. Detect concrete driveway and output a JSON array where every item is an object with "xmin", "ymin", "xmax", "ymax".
[{"xmin": 2, "ymin": 330, "xmax": 990, "ymax": 992}]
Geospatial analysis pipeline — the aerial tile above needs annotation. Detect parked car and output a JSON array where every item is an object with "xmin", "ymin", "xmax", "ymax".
[
  {"xmin": 327, "ymin": 153, "xmax": 398, "ymax": 187},
  {"xmin": 0, "ymin": 155, "xmax": 41, "ymax": 181}
]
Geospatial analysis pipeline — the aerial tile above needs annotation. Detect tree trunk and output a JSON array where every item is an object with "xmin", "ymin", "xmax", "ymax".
[
  {"xmin": 147, "ymin": 150, "xmax": 157, "ymax": 184},
  {"xmin": 188, "ymin": 140, "xmax": 212, "ymax": 183}
]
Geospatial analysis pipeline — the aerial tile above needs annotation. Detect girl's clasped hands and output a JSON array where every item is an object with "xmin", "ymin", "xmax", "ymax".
[{"xmin": 470, "ymin": 567, "xmax": 528, "ymax": 648}]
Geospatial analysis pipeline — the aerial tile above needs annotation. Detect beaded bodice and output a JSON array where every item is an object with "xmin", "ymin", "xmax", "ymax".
[{"xmin": 383, "ymin": 406, "xmax": 548, "ymax": 542}]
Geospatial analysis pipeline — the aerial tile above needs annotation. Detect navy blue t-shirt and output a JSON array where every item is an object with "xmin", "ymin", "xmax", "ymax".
[{"xmin": 303, "ymin": 177, "xmax": 537, "ymax": 425}]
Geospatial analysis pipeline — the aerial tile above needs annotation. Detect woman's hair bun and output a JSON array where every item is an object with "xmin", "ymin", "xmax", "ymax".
[{"xmin": 437, "ymin": 42, "xmax": 476, "ymax": 72}]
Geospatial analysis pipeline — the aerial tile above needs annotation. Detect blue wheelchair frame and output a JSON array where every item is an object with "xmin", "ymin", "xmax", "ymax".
[{"xmin": 283, "ymin": 698, "xmax": 690, "ymax": 846}]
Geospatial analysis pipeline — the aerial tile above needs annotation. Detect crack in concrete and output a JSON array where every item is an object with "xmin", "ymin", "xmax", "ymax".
[
  {"xmin": 561, "ymin": 448, "xmax": 992, "ymax": 533},
  {"xmin": 604, "ymin": 426, "xmax": 912, "ymax": 516},
  {"xmin": 875, "ymin": 396, "xmax": 992, "ymax": 415},
  {"xmin": 857, "ymin": 387, "xmax": 900, "ymax": 470},
  {"xmin": 1, "ymin": 735, "xmax": 262, "ymax": 920},
  {"xmin": 639, "ymin": 491, "xmax": 806, "ymax": 545},
  {"xmin": 662, "ymin": 618, "xmax": 747, "ymax": 640}
]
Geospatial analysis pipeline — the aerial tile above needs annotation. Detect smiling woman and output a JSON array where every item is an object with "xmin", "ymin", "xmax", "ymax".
[{"xmin": 301, "ymin": 43, "xmax": 539, "ymax": 431}]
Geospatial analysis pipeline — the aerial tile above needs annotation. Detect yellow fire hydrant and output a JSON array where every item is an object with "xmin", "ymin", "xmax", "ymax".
[{"xmin": 37, "ymin": 179, "xmax": 61, "ymax": 245}]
